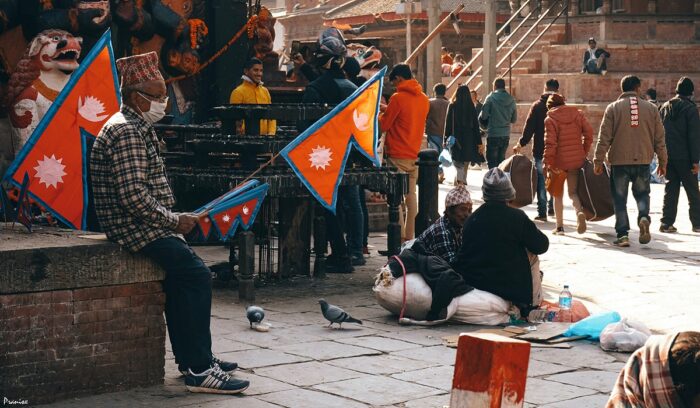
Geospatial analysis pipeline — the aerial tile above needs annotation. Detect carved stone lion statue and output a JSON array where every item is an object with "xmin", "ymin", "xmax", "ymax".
[{"xmin": 5, "ymin": 29, "xmax": 82, "ymax": 149}]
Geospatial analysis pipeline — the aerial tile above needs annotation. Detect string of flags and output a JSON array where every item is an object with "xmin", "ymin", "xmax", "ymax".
[
  {"xmin": 1, "ymin": 30, "xmax": 386, "ymax": 237},
  {"xmin": 187, "ymin": 180, "xmax": 269, "ymax": 242}
]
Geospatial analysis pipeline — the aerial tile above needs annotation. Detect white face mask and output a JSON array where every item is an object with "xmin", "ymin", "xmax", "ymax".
[
  {"xmin": 137, "ymin": 92, "xmax": 168, "ymax": 124},
  {"xmin": 141, "ymin": 99, "xmax": 167, "ymax": 124}
]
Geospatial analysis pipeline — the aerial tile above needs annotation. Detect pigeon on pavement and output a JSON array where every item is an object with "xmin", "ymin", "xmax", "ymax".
[
  {"xmin": 318, "ymin": 299, "xmax": 362, "ymax": 328},
  {"xmin": 246, "ymin": 305, "xmax": 265, "ymax": 328}
]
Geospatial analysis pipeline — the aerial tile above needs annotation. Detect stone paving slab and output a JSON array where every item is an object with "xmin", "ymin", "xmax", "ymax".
[
  {"xmin": 181, "ymin": 397, "xmax": 283, "ymax": 407},
  {"xmin": 253, "ymin": 361, "xmax": 365, "ymax": 387},
  {"xmin": 402, "ymin": 393, "xmax": 451, "ymax": 408},
  {"xmin": 212, "ymin": 337, "xmax": 260, "ymax": 354},
  {"xmin": 223, "ymin": 325, "xmax": 327, "ymax": 348},
  {"xmin": 257, "ymin": 389, "xmax": 367, "ymax": 408},
  {"xmin": 374, "ymin": 330, "xmax": 445, "ymax": 346},
  {"xmin": 529, "ymin": 343, "xmax": 618, "ymax": 368},
  {"xmin": 216, "ymin": 349, "xmax": 311, "ymax": 369},
  {"xmin": 325, "ymin": 354, "xmax": 438, "ymax": 375},
  {"xmin": 544, "ymin": 370, "xmax": 622, "ymax": 393},
  {"xmin": 391, "ymin": 365, "xmax": 456, "ymax": 391},
  {"xmin": 272, "ymin": 340, "xmax": 382, "ymax": 361},
  {"xmin": 230, "ymin": 372, "xmax": 297, "ymax": 396},
  {"xmin": 314, "ymin": 375, "xmax": 444, "ymax": 406},
  {"xmin": 524, "ymin": 378, "xmax": 599, "ymax": 405},
  {"xmin": 527, "ymin": 360, "xmax": 577, "ymax": 377},
  {"xmin": 390, "ymin": 345, "xmax": 457, "ymax": 366},
  {"xmin": 538, "ymin": 393, "xmax": 612, "ymax": 408},
  {"xmin": 336, "ymin": 335, "xmax": 424, "ymax": 352}
]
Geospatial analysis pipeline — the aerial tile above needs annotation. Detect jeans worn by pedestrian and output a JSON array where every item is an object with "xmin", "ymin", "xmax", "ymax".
[
  {"xmin": 534, "ymin": 158, "xmax": 549, "ymax": 217},
  {"xmin": 661, "ymin": 160, "xmax": 700, "ymax": 229},
  {"xmin": 610, "ymin": 165, "xmax": 651, "ymax": 237},
  {"xmin": 453, "ymin": 160, "xmax": 468, "ymax": 184},
  {"xmin": 486, "ymin": 137, "xmax": 509, "ymax": 169},
  {"xmin": 426, "ymin": 134, "xmax": 445, "ymax": 175},
  {"xmin": 140, "ymin": 237, "xmax": 213, "ymax": 372}
]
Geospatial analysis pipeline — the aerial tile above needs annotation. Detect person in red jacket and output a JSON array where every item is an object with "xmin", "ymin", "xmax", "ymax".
[
  {"xmin": 543, "ymin": 94, "xmax": 594, "ymax": 235},
  {"xmin": 379, "ymin": 64, "xmax": 430, "ymax": 240}
]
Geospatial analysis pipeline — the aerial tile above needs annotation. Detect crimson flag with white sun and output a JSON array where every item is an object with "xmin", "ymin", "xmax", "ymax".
[
  {"xmin": 3, "ymin": 30, "xmax": 119, "ymax": 230},
  {"xmin": 280, "ymin": 67, "xmax": 386, "ymax": 213}
]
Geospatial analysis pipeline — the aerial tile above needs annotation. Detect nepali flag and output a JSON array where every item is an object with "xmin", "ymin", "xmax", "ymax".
[
  {"xmin": 187, "ymin": 180, "xmax": 269, "ymax": 242},
  {"xmin": 2, "ymin": 30, "xmax": 120, "ymax": 230},
  {"xmin": 280, "ymin": 67, "xmax": 386, "ymax": 212}
]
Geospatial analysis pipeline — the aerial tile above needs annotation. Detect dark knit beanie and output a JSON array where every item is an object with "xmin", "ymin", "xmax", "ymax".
[
  {"xmin": 482, "ymin": 168, "xmax": 516, "ymax": 202},
  {"xmin": 676, "ymin": 77, "xmax": 694, "ymax": 97}
]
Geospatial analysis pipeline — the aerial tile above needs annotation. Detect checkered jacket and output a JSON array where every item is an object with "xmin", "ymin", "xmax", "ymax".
[
  {"xmin": 90, "ymin": 105, "xmax": 179, "ymax": 252},
  {"xmin": 417, "ymin": 216, "xmax": 462, "ymax": 267},
  {"xmin": 606, "ymin": 334, "xmax": 683, "ymax": 408}
]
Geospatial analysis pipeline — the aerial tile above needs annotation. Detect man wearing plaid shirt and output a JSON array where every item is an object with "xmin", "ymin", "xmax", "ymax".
[
  {"xmin": 90, "ymin": 52, "xmax": 249, "ymax": 395},
  {"xmin": 417, "ymin": 186, "xmax": 473, "ymax": 267}
]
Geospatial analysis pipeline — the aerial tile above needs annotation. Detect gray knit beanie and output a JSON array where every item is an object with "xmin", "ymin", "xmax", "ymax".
[{"xmin": 482, "ymin": 168, "xmax": 516, "ymax": 202}]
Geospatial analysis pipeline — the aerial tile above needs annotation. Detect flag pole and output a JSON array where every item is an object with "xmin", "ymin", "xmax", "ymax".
[{"xmin": 404, "ymin": 4, "xmax": 464, "ymax": 65}]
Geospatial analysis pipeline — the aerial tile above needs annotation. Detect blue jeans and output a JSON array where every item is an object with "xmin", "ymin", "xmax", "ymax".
[
  {"xmin": 486, "ymin": 137, "xmax": 509, "ymax": 169},
  {"xmin": 610, "ymin": 165, "xmax": 651, "ymax": 238},
  {"xmin": 140, "ymin": 237, "xmax": 213, "ymax": 371},
  {"xmin": 534, "ymin": 158, "xmax": 548, "ymax": 217},
  {"xmin": 427, "ymin": 134, "xmax": 444, "ymax": 175}
]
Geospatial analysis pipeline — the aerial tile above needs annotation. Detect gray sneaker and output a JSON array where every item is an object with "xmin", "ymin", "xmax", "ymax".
[{"xmin": 614, "ymin": 236, "xmax": 630, "ymax": 247}]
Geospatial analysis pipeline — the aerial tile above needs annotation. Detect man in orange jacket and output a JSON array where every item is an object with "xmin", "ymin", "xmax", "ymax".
[{"xmin": 379, "ymin": 64, "xmax": 430, "ymax": 240}]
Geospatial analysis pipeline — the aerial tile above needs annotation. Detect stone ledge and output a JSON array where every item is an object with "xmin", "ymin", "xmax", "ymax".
[{"xmin": 0, "ymin": 225, "xmax": 163, "ymax": 294}]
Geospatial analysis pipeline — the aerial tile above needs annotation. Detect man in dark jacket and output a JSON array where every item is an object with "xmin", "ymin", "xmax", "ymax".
[
  {"xmin": 659, "ymin": 77, "xmax": 700, "ymax": 233},
  {"xmin": 301, "ymin": 29, "xmax": 365, "ymax": 271},
  {"xmin": 582, "ymin": 37, "xmax": 611, "ymax": 75},
  {"xmin": 456, "ymin": 168, "xmax": 549, "ymax": 309},
  {"xmin": 479, "ymin": 79, "xmax": 518, "ymax": 168},
  {"xmin": 514, "ymin": 78, "xmax": 559, "ymax": 221}
]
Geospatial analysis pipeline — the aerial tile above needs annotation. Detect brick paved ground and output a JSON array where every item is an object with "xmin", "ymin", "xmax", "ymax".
[{"xmin": 39, "ymin": 166, "xmax": 700, "ymax": 407}]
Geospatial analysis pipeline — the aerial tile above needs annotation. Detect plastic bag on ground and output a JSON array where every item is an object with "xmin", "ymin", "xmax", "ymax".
[
  {"xmin": 599, "ymin": 318, "xmax": 652, "ymax": 352},
  {"xmin": 564, "ymin": 311, "xmax": 621, "ymax": 340}
]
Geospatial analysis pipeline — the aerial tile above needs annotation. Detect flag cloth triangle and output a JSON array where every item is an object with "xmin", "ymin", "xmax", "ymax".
[
  {"xmin": 208, "ymin": 184, "xmax": 269, "ymax": 240},
  {"xmin": 280, "ymin": 67, "xmax": 385, "ymax": 212},
  {"xmin": 2, "ymin": 30, "xmax": 120, "ymax": 230}
]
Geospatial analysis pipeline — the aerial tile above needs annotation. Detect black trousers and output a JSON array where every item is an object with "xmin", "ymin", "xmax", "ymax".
[
  {"xmin": 141, "ymin": 237, "xmax": 213, "ymax": 370},
  {"xmin": 661, "ymin": 160, "xmax": 700, "ymax": 228}
]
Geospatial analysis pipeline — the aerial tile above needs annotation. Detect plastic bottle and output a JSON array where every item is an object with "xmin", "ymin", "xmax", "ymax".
[{"xmin": 559, "ymin": 285, "xmax": 572, "ymax": 310}]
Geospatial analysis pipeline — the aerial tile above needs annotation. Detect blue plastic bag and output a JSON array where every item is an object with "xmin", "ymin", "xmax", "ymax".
[
  {"xmin": 439, "ymin": 148, "xmax": 452, "ymax": 167},
  {"xmin": 446, "ymin": 135, "xmax": 457, "ymax": 148},
  {"xmin": 563, "ymin": 311, "xmax": 621, "ymax": 341}
]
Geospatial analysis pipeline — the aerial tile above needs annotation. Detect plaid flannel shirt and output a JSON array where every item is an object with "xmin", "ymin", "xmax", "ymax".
[
  {"xmin": 417, "ymin": 215, "xmax": 462, "ymax": 267},
  {"xmin": 606, "ymin": 334, "xmax": 684, "ymax": 408},
  {"xmin": 90, "ymin": 105, "xmax": 179, "ymax": 252}
]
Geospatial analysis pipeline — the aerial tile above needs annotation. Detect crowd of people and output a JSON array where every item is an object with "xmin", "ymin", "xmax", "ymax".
[{"xmin": 82, "ymin": 20, "xmax": 700, "ymax": 398}]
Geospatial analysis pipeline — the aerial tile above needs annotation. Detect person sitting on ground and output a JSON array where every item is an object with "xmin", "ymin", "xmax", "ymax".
[
  {"xmin": 582, "ymin": 37, "xmax": 611, "ymax": 75},
  {"xmin": 451, "ymin": 54, "xmax": 467, "ymax": 77},
  {"xmin": 607, "ymin": 331, "xmax": 700, "ymax": 408},
  {"xmin": 417, "ymin": 185, "xmax": 473, "ymax": 268},
  {"xmin": 543, "ymin": 93, "xmax": 593, "ymax": 235},
  {"xmin": 441, "ymin": 47, "xmax": 453, "ymax": 65},
  {"xmin": 455, "ymin": 168, "xmax": 549, "ymax": 310},
  {"xmin": 229, "ymin": 58, "xmax": 276, "ymax": 135}
]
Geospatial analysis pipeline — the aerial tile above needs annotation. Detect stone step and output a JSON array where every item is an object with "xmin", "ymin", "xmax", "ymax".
[
  {"xmin": 508, "ymin": 72, "xmax": 700, "ymax": 103},
  {"xmin": 542, "ymin": 43, "xmax": 700, "ymax": 74}
]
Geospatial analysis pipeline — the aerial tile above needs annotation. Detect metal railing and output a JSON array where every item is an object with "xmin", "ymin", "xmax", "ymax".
[{"xmin": 446, "ymin": 0, "xmax": 569, "ymax": 93}]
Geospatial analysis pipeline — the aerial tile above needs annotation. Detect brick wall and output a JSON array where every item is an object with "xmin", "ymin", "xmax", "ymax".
[{"xmin": 0, "ymin": 282, "xmax": 165, "ymax": 405}]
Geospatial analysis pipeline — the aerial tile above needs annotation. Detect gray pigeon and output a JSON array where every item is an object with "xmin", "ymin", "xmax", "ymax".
[
  {"xmin": 246, "ymin": 306, "xmax": 265, "ymax": 328},
  {"xmin": 318, "ymin": 299, "xmax": 362, "ymax": 328}
]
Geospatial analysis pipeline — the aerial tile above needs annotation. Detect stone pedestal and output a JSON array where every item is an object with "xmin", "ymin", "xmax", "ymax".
[{"xmin": 0, "ymin": 226, "xmax": 166, "ymax": 405}]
